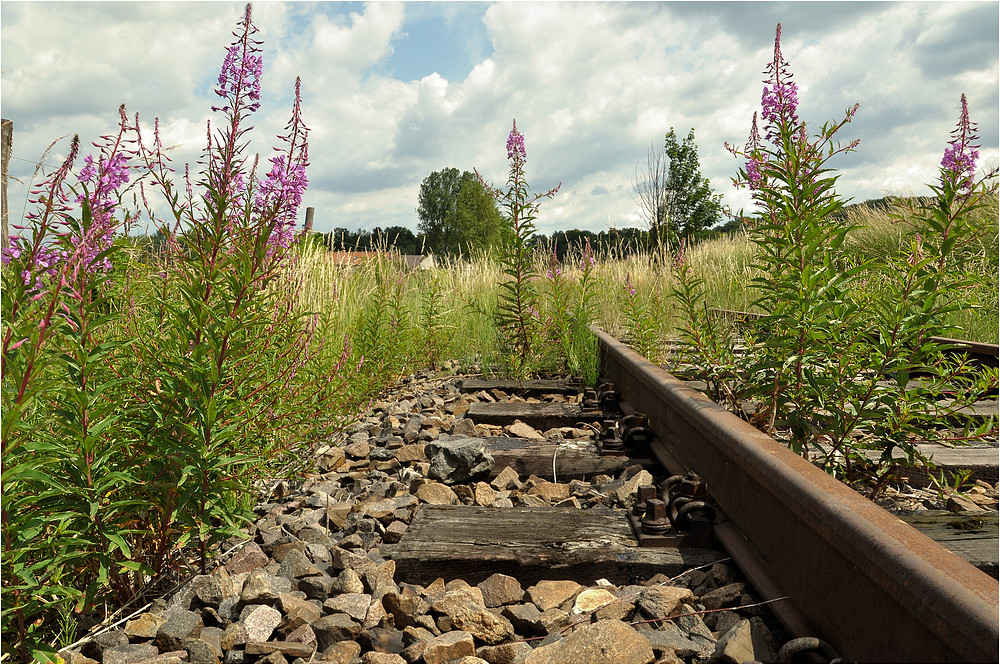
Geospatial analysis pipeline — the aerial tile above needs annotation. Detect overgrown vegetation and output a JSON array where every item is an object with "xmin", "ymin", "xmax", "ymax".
[{"xmin": 2, "ymin": 9, "xmax": 997, "ymax": 663}]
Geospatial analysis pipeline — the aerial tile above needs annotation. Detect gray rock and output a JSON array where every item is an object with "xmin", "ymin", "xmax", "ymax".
[
  {"xmin": 276, "ymin": 548, "xmax": 323, "ymax": 579},
  {"xmin": 100, "ymin": 642, "xmax": 159, "ymax": 664},
  {"xmin": 712, "ymin": 619, "xmax": 754, "ymax": 663},
  {"xmin": 226, "ymin": 541, "xmax": 270, "ymax": 575},
  {"xmin": 199, "ymin": 626, "xmax": 224, "ymax": 656},
  {"xmin": 183, "ymin": 637, "xmax": 220, "ymax": 664},
  {"xmin": 477, "ymin": 573, "xmax": 524, "ymax": 608},
  {"xmin": 749, "ymin": 617, "xmax": 777, "ymax": 662},
  {"xmin": 358, "ymin": 627, "xmax": 406, "ymax": 654},
  {"xmin": 422, "ymin": 631, "xmax": 476, "ymax": 664},
  {"xmin": 192, "ymin": 573, "xmax": 232, "ymax": 608},
  {"xmin": 324, "ymin": 593, "xmax": 373, "ymax": 622},
  {"xmin": 425, "ymin": 439, "xmax": 495, "ymax": 484},
  {"xmin": 124, "ymin": 613, "xmax": 167, "ymax": 640},
  {"xmin": 82, "ymin": 630, "xmax": 129, "ymax": 661},
  {"xmin": 402, "ymin": 416, "xmax": 424, "ymax": 443},
  {"xmin": 700, "ymin": 582, "xmax": 744, "ymax": 611},
  {"xmin": 298, "ymin": 574, "xmax": 336, "ymax": 600},
  {"xmin": 240, "ymin": 568, "xmax": 292, "ymax": 605},
  {"xmin": 240, "ymin": 603, "xmax": 282, "ymax": 643},
  {"xmin": 156, "ymin": 609, "xmax": 204, "ymax": 652},
  {"xmin": 297, "ymin": 526, "xmax": 334, "ymax": 548},
  {"xmin": 524, "ymin": 619, "xmax": 654, "ymax": 664},
  {"xmin": 643, "ymin": 617, "xmax": 714, "ymax": 660},
  {"xmin": 313, "ymin": 614, "xmax": 363, "ymax": 651},
  {"xmin": 222, "ymin": 649, "xmax": 245, "ymax": 664},
  {"xmin": 217, "ymin": 595, "xmax": 240, "ymax": 622},
  {"xmin": 708, "ymin": 563, "xmax": 736, "ymax": 588},
  {"xmin": 500, "ymin": 604, "xmax": 544, "ymax": 636},
  {"xmin": 306, "ymin": 542, "xmax": 333, "ymax": 566},
  {"xmin": 708, "ymin": 610, "xmax": 742, "ymax": 635}
]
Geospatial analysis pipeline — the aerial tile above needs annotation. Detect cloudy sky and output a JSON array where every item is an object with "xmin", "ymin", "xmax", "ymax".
[{"xmin": 2, "ymin": 1, "xmax": 998, "ymax": 236}]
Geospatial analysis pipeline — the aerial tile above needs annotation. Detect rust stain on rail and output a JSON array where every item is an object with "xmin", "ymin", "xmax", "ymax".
[{"xmin": 595, "ymin": 328, "xmax": 998, "ymax": 664}]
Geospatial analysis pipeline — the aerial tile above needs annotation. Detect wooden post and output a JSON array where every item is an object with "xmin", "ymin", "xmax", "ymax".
[
  {"xmin": 1, "ymin": 118, "xmax": 11, "ymax": 250},
  {"xmin": 304, "ymin": 206, "xmax": 314, "ymax": 232}
]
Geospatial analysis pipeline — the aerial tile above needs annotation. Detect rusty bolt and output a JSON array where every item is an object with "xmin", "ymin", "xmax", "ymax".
[
  {"xmin": 634, "ymin": 484, "xmax": 656, "ymax": 516},
  {"xmin": 641, "ymin": 498, "xmax": 670, "ymax": 535}
]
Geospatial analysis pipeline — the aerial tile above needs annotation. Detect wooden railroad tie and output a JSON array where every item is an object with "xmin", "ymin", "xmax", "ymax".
[{"xmin": 385, "ymin": 505, "xmax": 726, "ymax": 587}]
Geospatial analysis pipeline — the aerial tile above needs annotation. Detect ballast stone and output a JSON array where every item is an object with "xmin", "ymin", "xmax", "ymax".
[
  {"xmin": 425, "ymin": 438, "xmax": 495, "ymax": 484},
  {"xmin": 524, "ymin": 619, "xmax": 655, "ymax": 664}
]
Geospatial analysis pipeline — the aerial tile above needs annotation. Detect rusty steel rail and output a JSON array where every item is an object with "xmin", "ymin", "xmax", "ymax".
[{"xmin": 596, "ymin": 328, "xmax": 999, "ymax": 663}]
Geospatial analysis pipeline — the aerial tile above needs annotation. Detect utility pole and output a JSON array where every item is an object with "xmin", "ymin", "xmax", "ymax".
[{"xmin": 1, "ymin": 118, "xmax": 11, "ymax": 250}]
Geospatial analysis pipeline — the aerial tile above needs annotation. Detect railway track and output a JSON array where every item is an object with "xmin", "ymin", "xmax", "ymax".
[
  {"xmin": 60, "ymin": 331, "xmax": 997, "ymax": 664},
  {"xmin": 596, "ymin": 328, "xmax": 998, "ymax": 663}
]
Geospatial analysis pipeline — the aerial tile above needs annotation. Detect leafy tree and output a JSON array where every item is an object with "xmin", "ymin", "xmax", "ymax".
[
  {"xmin": 663, "ymin": 127, "xmax": 724, "ymax": 243},
  {"xmin": 417, "ymin": 168, "xmax": 503, "ymax": 257}
]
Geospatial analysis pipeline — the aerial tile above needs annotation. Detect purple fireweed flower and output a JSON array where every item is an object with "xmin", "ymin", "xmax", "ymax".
[
  {"xmin": 731, "ymin": 113, "xmax": 765, "ymax": 191},
  {"xmin": 3, "ymin": 136, "xmax": 81, "ymax": 285},
  {"xmin": 673, "ymin": 239, "xmax": 686, "ymax": 271},
  {"xmin": 546, "ymin": 247, "xmax": 562, "ymax": 279},
  {"xmin": 940, "ymin": 93, "xmax": 980, "ymax": 194},
  {"xmin": 624, "ymin": 273, "xmax": 636, "ymax": 297},
  {"xmin": 507, "ymin": 120, "xmax": 526, "ymax": 162},
  {"xmin": 581, "ymin": 238, "xmax": 596, "ymax": 271},
  {"xmin": 257, "ymin": 77, "xmax": 310, "ymax": 253},
  {"xmin": 745, "ymin": 158, "xmax": 763, "ymax": 190},
  {"xmin": 908, "ymin": 233, "xmax": 925, "ymax": 266},
  {"xmin": 761, "ymin": 23, "xmax": 799, "ymax": 141},
  {"xmin": 213, "ymin": 4, "xmax": 263, "ymax": 115},
  {"xmin": 72, "ymin": 108, "xmax": 135, "ymax": 274}
]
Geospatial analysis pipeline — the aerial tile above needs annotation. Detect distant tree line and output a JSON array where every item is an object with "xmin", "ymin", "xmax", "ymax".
[{"xmin": 322, "ymin": 226, "xmax": 425, "ymax": 254}]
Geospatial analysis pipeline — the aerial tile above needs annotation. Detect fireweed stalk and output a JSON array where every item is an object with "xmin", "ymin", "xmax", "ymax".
[
  {"xmin": 477, "ymin": 120, "xmax": 560, "ymax": 376},
  {"xmin": 2, "ymin": 5, "xmax": 355, "ymax": 658},
  {"xmin": 723, "ymin": 23, "xmax": 865, "ymax": 455},
  {"xmin": 2, "ymin": 111, "xmax": 141, "ymax": 662},
  {"xmin": 718, "ymin": 24, "xmax": 996, "ymax": 489}
]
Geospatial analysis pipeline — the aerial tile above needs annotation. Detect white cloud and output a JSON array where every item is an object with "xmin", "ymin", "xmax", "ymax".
[{"xmin": 1, "ymin": 1, "xmax": 996, "ymax": 237}]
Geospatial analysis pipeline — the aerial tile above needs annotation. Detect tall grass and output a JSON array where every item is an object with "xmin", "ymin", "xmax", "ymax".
[{"xmin": 288, "ymin": 197, "xmax": 997, "ymax": 383}]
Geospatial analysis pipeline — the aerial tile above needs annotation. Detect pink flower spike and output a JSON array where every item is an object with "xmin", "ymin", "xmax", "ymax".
[
  {"xmin": 940, "ymin": 93, "xmax": 980, "ymax": 194},
  {"xmin": 506, "ymin": 119, "xmax": 526, "ymax": 162},
  {"xmin": 8, "ymin": 338, "xmax": 29, "ymax": 351}
]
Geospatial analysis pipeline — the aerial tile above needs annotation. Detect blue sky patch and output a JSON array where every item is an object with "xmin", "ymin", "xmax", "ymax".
[{"xmin": 382, "ymin": 3, "xmax": 493, "ymax": 82}]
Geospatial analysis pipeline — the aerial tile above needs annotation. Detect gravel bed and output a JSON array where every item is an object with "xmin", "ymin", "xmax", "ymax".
[{"xmin": 57, "ymin": 368, "xmax": 838, "ymax": 664}]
